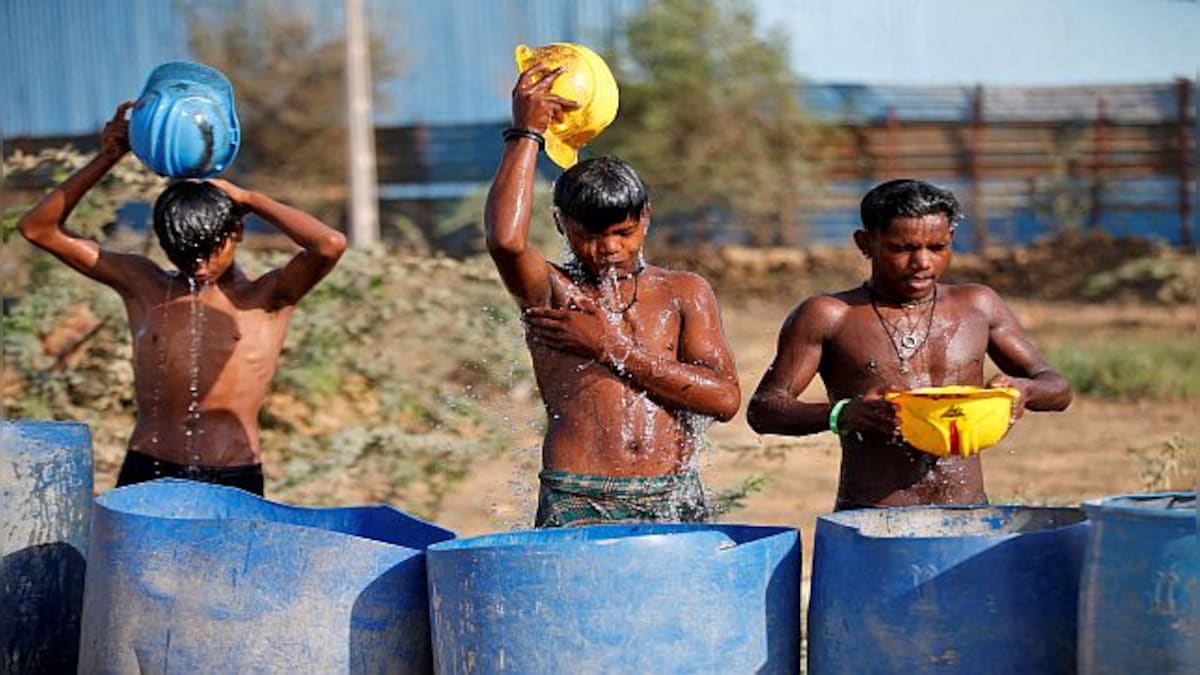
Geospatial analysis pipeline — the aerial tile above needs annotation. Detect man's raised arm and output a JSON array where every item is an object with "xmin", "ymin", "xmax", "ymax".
[
  {"xmin": 18, "ymin": 101, "xmax": 156, "ymax": 294},
  {"xmin": 485, "ymin": 66, "xmax": 578, "ymax": 308}
]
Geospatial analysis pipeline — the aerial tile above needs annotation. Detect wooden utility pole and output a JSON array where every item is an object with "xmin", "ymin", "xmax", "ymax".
[
  {"xmin": 969, "ymin": 85, "xmax": 988, "ymax": 251},
  {"xmin": 345, "ymin": 0, "xmax": 380, "ymax": 247}
]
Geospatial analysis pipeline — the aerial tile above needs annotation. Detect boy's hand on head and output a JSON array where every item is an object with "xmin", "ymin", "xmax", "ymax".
[
  {"xmin": 207, "ymin": 178, "xmax": 251, "ymax": 206},
  {"xmin": 512, "ymin": 65, "xmax": 581, "ymax": 133},
  {"xmin": 100, "ymin": 101, "xmax": 136, "ymax": 160}
]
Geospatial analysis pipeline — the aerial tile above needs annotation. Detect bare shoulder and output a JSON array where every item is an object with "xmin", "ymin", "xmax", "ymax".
[
  {"xmin": 793, "ymin": 288, "xmax": 855, "ymax": 324},
  {"xmin": 98, "ymin": 250, "xmax": 172, "ymax": 297},
  {"xmin": 942, "ymin": 282, "xmax": 1006, "ymax": 316},
  {"xmin": 226, "ymin": 266, "xmax": 295, "ymax": 314},
  {"xmin": 654, "ymin": 267, "xmax": 718, "ymax": 297}
]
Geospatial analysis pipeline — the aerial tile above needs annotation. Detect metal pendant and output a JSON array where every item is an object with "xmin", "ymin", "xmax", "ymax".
[{"xmin": 899, "ymin": 334, "xmax": 919, "ymax": 350}]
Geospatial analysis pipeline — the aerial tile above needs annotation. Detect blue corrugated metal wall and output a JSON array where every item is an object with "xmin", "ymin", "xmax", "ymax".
[
  {"xmin": 1, "ymin": 0, "xmax": 644, "ymax": 137},
  {"xmin": 2, "ymin": 0, "xmax": 190, "ymax": 137}
]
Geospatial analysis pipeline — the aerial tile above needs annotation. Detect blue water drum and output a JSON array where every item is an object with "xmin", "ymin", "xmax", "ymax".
[
  {"xmin": 426, "ymin": 523, "xmax": 801, "ymax": 674},
  {"xmin": 0, "ymin": 419, "xmax": 93, "ymax": 674},
  {"xmin": 129, "ymin": 61, "xmax": 241, "ymax": 178},
  {"xmin": 77, "ymin": 479, "xmax": 454, "ymax": 673},
  {"xmin": 808, "ymin": 505, "xmax": 1087, "ymax": 674},
  {"xmin": 1078, "ymin": 492, "xmax": 1198, "ymax": 674}
]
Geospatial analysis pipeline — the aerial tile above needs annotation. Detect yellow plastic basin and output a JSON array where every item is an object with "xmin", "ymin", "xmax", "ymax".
[
  {"xmin": 514, "ymin": 42, "xmax": 619, "ymax": 169},
  {"xmin": 885, "ymin": 386, "xmax": 1020, "ymax": 457}
]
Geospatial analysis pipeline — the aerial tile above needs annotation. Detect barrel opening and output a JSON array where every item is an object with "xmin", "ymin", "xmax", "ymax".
[{"xmin": 830, "ymin": 506, "xmax": 1085, "ymax": 538}]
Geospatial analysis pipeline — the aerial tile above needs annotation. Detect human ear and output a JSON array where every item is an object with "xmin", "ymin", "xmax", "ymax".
[{"xmin": 852, "ymin": 230, "xmax": 871, "ymax": 258}]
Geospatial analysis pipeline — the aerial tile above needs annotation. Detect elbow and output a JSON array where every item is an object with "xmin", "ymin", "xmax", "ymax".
[
  {"xmin": 17, "ymin": 215, "xmax": 47, "ymax": 244},
  {"xmin": 745, "ymin": 392, "xmax": 784, "ymax": 434},
  {"xmin": 713, "ymin": 400, "xmax": 739, "ymax": 424},
  {"xmin": 746, "ymin": 398, "xmax": 768, "ymax": 434},
  {"xmin": 708, "ymin": 384, "xmax": 741, "ymax": 423},
  {"xmin": 1038, "ymin": 372, "xmax": 1073, "ymax": 411},
  {"xmin": 1054, "ymin": 383, "xmax": 1074, "ymax": 411},
  {"xmin": 485, "ymin": 231, "xmax": 525, "ymax": 260},
  {"xmin": 318, "ymin": 231, "xmax": 347, "ymax": 260}
]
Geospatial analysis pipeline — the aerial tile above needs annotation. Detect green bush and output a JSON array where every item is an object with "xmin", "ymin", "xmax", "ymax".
[{"xmin": 1049, "ymin": 338, "xmax": 1199, "ymax": 400}]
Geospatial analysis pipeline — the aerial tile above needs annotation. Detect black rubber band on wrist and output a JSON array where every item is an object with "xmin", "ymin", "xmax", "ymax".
[{"xmin": 503, "ymin": 127, "xmax": 546, "ymax": 150}]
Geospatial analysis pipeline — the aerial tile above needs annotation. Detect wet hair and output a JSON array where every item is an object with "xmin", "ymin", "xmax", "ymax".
[
  {"xmin": 552, "ymin": 156, "xmax": 649, "ymax": 233},
  {"xmin": 152, "ymin": 181, "xmax": 240, "ymax": 274},
  {"xmin": 860, "ymin": 179, "xmax": 962, "ymax": 233}
]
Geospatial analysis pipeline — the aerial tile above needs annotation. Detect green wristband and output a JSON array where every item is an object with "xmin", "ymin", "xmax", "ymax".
[{"xmin": 829, "ymin": 398, "xmax": 852, "ymax": 436}]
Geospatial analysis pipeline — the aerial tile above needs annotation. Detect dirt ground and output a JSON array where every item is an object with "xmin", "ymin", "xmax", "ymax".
[{"xmin": 432, "ymin": 297, "xmax": 1197, "ymax": 580}]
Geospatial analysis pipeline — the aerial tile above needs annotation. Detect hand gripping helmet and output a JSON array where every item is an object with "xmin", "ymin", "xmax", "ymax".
[
  {"xmin": 514, "ymin": 43, "xmax": 619, "ymax": 169},
  {"xmin": 885, "ymin": 386, "xmax": 1020, "ymax": 458},
  {"xmin": 130, "ymin": 61, "xmax": 241, "ymax": 178}
]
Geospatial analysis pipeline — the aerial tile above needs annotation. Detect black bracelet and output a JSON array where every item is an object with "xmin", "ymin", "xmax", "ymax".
[{"xmin": 502, "ymin": 127, "xmax": 546, "ymax": 150}]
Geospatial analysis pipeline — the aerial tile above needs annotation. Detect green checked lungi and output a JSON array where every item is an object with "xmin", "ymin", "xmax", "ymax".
[{"xmin": 534, "ymin": 469, "xmax": 710, "ymax": 528}]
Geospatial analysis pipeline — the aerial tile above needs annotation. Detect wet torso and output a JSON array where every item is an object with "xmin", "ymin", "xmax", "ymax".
[
  {"xmin": 124, "ymin": 268, "xmax": 291, "ymax": 467},
  {"xmin": 531, "ymin": 265, "xmax": 703, "ymax": 476},
  {"xmin": 823, "ymin": 283, "xmax": 993, "ymax": 507}
]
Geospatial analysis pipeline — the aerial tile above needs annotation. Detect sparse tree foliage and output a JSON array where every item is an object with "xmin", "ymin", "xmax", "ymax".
[
  {"xmin": 185, "ymin": 2, "xmax": 398, "ymax": 221},
  {"xmin": 596, "ymin": 0, "xmax": 828, "ymax": 245}
]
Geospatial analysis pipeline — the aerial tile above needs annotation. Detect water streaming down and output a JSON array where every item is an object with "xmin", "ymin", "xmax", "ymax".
[
  {"xmin": 567, "ymin": 251, "xmax": 718, "ymax": 518},
  {"xmin": 146, "ymin": 276, "xmax": 175, "ymax": 453},
  {"xmin": 185, "ymin": 276, "xmax": 206, "ymax": 468}
]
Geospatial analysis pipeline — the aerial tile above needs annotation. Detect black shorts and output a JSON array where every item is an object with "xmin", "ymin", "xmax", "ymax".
[{"xmin": 115, "ymin": 449, "xmax": 265, "ymax": 496}]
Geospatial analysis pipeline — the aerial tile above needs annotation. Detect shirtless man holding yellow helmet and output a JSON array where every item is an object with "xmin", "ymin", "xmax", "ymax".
[{"xmin": 747, "ymin": 179, "xmax": 1072, "ymax": 511}]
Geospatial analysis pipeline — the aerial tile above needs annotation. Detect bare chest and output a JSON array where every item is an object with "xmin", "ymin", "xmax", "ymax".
[
  {"xmin": 826, "ymin": 306, "xmax": 990, "ymax": 392},
  {"xmin": 130, "ymin": 293, "xmax": 286, "ymax": 372}
]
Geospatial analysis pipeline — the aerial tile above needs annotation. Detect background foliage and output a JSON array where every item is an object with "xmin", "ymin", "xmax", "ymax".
[{"xmin": 596, "ymin": 0, "xmax": 831, "ymax": 245}]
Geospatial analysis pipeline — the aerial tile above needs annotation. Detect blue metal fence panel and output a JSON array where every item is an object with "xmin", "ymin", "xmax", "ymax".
[
  {"xmin": 1, "ymin": 0, "xmax": 190, "ymax": 137},
  {"xmin": 367, "ymin": 0, "xmax": 644, "ymax": 125},
  {"xmin": 1, "ymin": 0, "xmax": 645, "ymax": 138}
]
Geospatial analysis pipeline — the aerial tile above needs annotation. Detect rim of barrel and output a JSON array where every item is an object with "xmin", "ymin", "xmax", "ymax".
[
  {"xmin": 96, "ymin": 478, "xmax": 454, "ymax": 548},
  {"xmin": 428, "ymin": 522, "xmax": 797, "ymax": 554},
  {"xmin": 817, "ymin": 504, "xmax": 1086, "ymax": 539},
  {"xmin": 1083, "ymin": 491, "xmax": 1196, "ymax": 519},
  {"xmin": 1, "ymin": 418, "xmax": 92, "ymax": 441}
]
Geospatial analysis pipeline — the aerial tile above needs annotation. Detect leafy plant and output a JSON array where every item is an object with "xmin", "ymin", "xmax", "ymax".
[
  {"xmin": 1048, "ymin": 338, "xmax": 1199, "ymax": 400},
  {"xmin": 596, "ymin": 0, "xmax": 832, "ymax": 245},
  {"xmin": 1128, "ymin": 435, "xmax": 1197, "ymax": 493}
]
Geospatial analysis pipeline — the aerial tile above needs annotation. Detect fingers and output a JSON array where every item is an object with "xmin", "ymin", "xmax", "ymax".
[
  {"xmin": 114, "ymin": 99, "xmax": 137, "ymax": 118},
  {"xmin": 529, "ymin": 65, "xmax": 565, "ymax": 91},
  {"xmin": 515, "ymin": 65, "xmax": 561, "ymax": 94},
  {"xmin": 523, "ymin": 307, "xmax": 571, "ymax": 321},
  {"xmin": 544, "ymin": 94, "xmax": 581, "ymax": 110}
]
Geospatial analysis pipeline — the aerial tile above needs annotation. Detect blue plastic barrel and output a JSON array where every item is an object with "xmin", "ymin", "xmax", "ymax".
[
  {"xmin": 1078, "ymin": 492, "xmax": 1198, "ymax": 674},
  {"xmin": 808, "ymin": 505, "xmax": 1087, "ymax": 674},
  {"xmin": 426, "ymin": 523, "xmax": 801, "ymax": 674},
  {"xmin": 1, "ymin": 419, "xmax": 93, "ymax": 674},
  {"xmin": 77, "ymin": 478, "xmax": 454, "ymax": 673}
]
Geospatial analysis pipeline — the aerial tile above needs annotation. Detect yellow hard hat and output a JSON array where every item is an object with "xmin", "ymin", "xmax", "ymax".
[
  {"xmin": 514, "ymin": 43, "xmax": 619, "ymax": 169},
  {"xmin": 884, "ymin": 386, "xmax": 1020, "ymax": 458}
]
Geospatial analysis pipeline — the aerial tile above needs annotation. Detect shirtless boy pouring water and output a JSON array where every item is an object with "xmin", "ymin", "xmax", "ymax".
[
  {"xmin": 19, "ymin": 102, "xmax": 346, "ymax": 495},
  {"xmin": 486, "ymin": 65, "xmax": 740, "ymax": 527}
]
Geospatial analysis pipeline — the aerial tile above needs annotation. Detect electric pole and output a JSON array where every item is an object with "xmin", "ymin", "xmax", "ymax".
[{"xmin": 344, "ymin": 0, "xmax": 380, "ymax": 247}]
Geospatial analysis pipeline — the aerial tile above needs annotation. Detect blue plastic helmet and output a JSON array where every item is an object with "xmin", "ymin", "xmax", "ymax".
[{"xmin": 129, "ymin": 61, "xmax": 241, "ymax": 178}]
